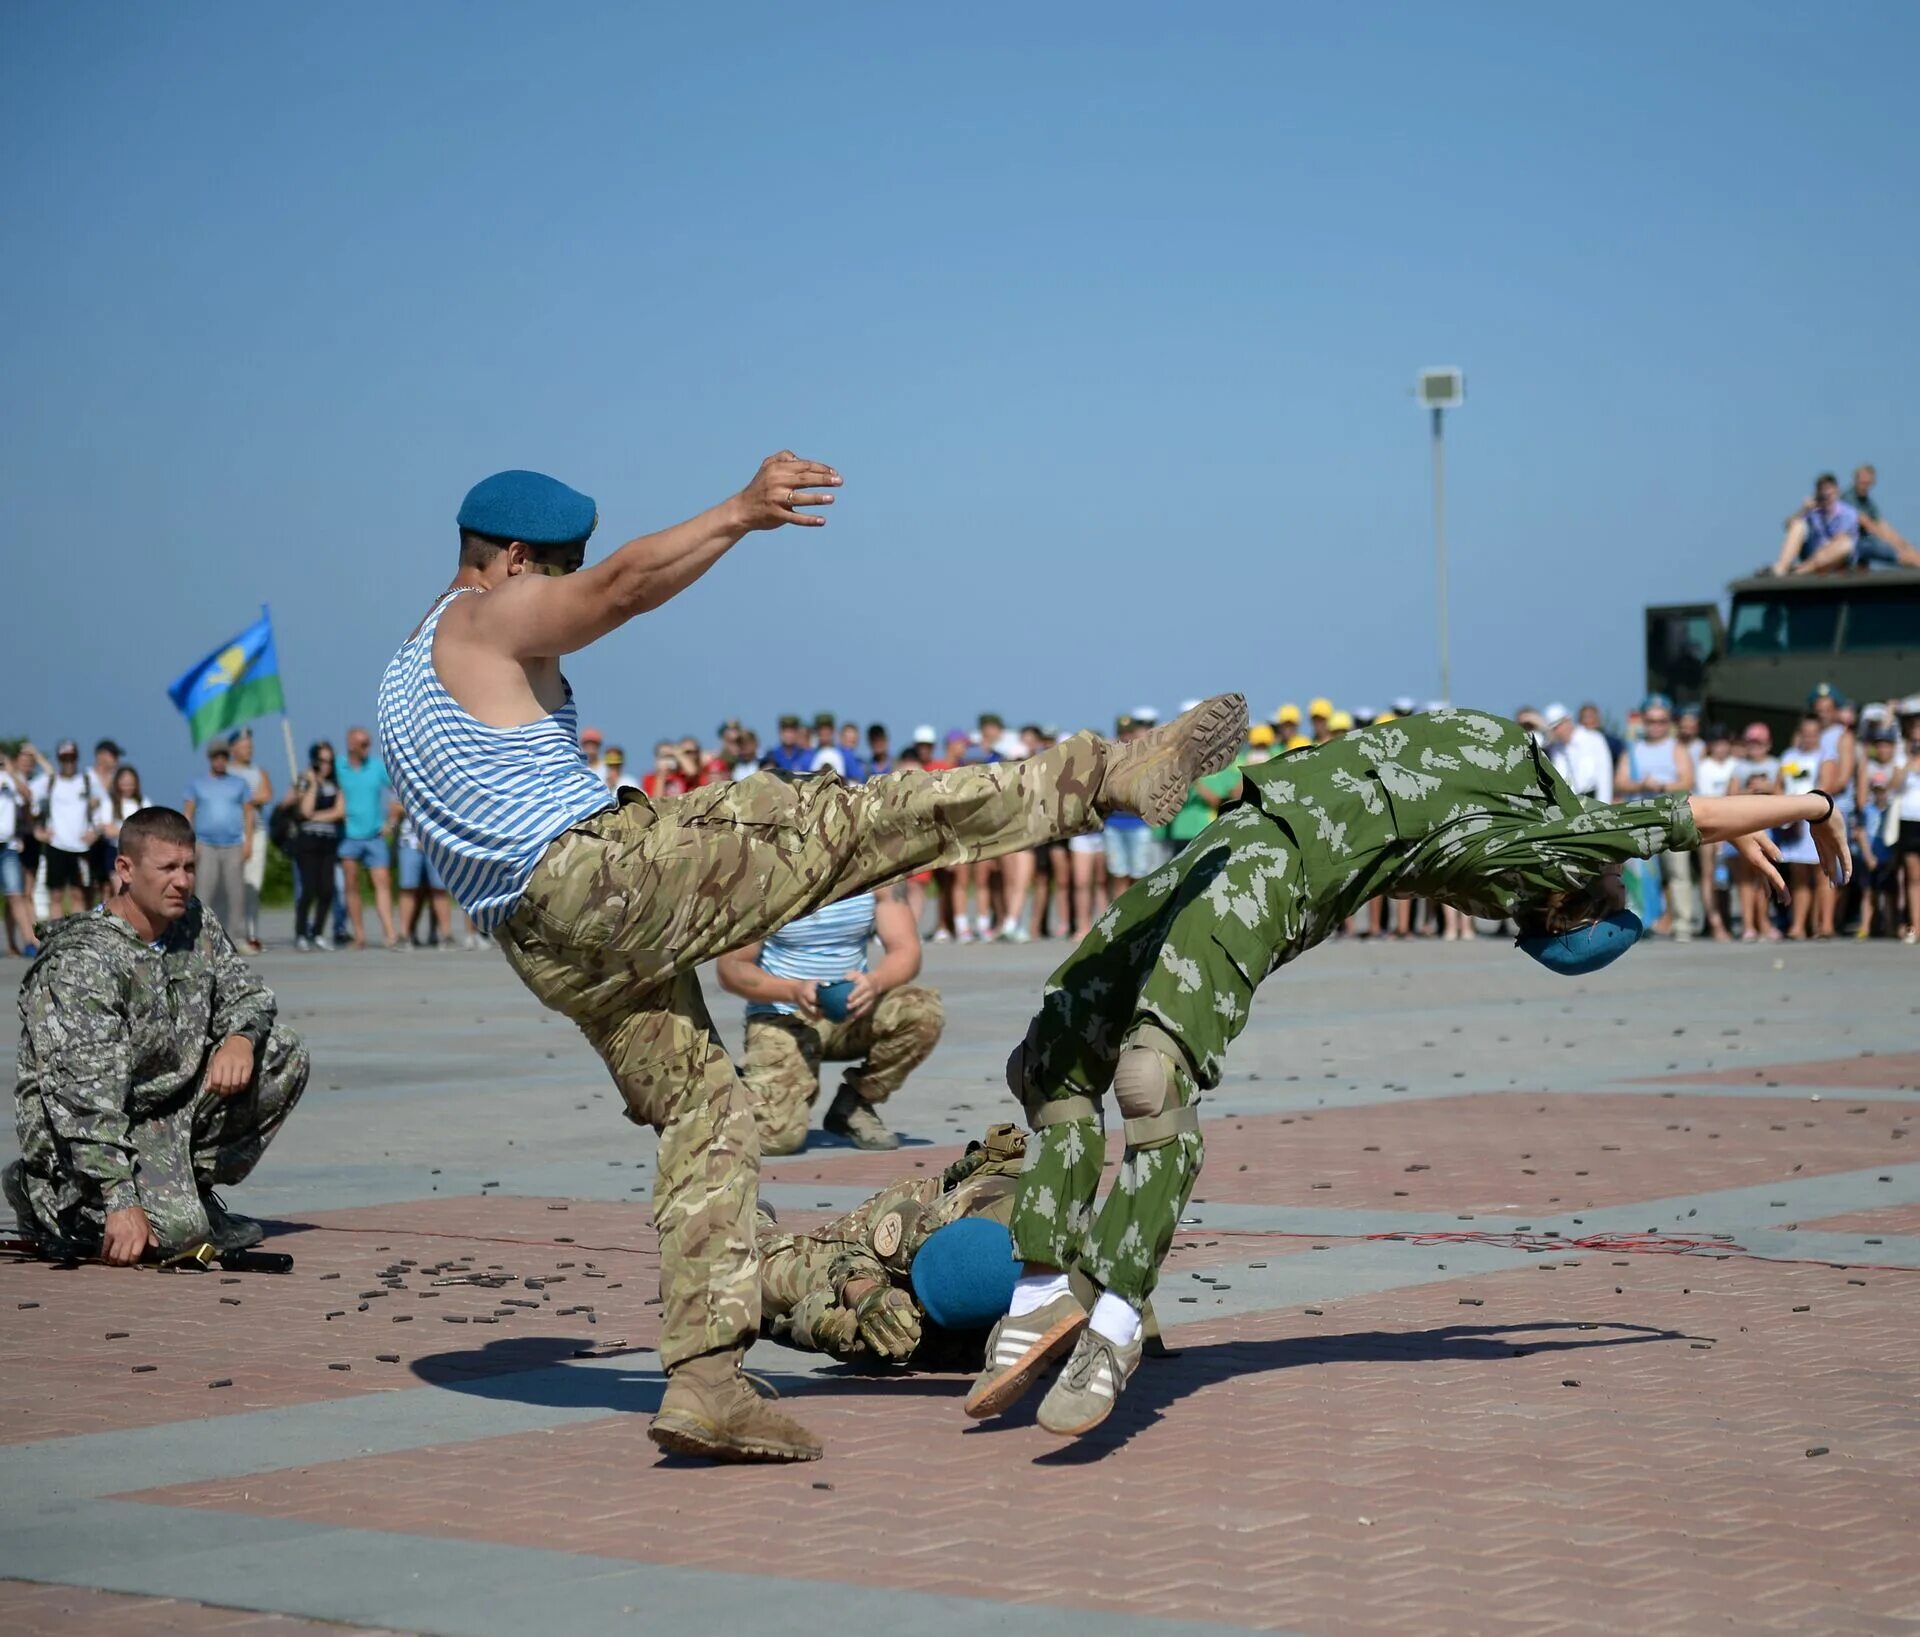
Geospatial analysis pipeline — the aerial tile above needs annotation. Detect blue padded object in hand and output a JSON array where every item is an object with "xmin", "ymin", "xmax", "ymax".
[{"xmin": 815, "ymin": 980, "xmax": 855, "ymax": 1022}]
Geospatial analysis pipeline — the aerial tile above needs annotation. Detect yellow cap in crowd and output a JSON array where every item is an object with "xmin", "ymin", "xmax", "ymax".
[
  {"xmin": 1308, "ymin": 697, "xmax": 1334, "ymax": 719},
  {"xmin": 1285, "ymin": 734, "xmax": 1313, "ymax": 752},
  {"xmin": 1248, "ymin": 723, "xmax": 1276, "ymax": 747},
  {"xmin": 1328, "ymin": 710, "xmax": 1353, "ymax": 732},
  {"xmin": 1274, "ymin": 702, "xmax": 1301, "ymax": 724}
]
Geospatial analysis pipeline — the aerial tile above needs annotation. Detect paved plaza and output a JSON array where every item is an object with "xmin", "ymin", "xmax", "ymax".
[{"xmin": 4, "ymin": 929, "xmax": 1918, "ymax": 1636}]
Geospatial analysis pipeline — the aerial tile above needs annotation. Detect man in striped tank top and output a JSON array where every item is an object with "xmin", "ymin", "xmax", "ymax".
[
  {"xmin": 380, "ymin": 456, "xmax": 1247, "ymax": 1463},
  {"xmin": 716, "ymin": 889, "xmax": 943, "ymax": 1155}
]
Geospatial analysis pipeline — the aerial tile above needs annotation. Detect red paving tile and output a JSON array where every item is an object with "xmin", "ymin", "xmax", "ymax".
[
  {"xmin": 1189, "ymin": 1092, "xmax": 1914, "ymax": 1213},
  {"xmin": 129, "ymin": 1253, "xmax": 1920, "ymax": 1636},
  {"xmin": 0, "ymin": 1198, "xmax": 659, "ymax": 1445},
  {"xmin": 1639, "ymin": 1049, "xmax": 1920, "ymax": 1091},
  {"xmin": 0, "ymin": 1580, "xmax": 402, "ymax": 1635},
  {"xmin": 1798, "ymin": 1203, "xmax": 1920, "ymax": 1237}
]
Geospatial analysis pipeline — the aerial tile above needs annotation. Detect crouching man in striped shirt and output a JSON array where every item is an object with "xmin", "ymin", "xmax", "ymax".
[
  {"xmin": 717, "ymin": 891, "xmax": 942, "ymax": 1155},
  {"xmin": 378, "ymin": 454, "xmax": 1246, "ymax": 1464}
]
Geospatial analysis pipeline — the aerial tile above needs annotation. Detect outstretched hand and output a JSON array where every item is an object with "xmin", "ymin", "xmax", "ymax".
[
  {"xmin": 737, "ymin": 451, "xmax": 841, "ymax": 531},
  {"xmin": 1811, "ymin": 796, "xmax": 1852, "ymax": 888},
  {"xmin": 1729, "ymin": 832, "xmax": 1787, "ymax": 905}
]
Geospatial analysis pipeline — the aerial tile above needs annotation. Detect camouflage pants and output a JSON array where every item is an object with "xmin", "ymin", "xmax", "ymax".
[
  {"xmin": 24, "ymin": 1025, "xmax": 309, "ymax": 1254},
  {"xmin": 1009, "ymin": 806, "xmax": 1305, "ymax": 1304},
  {"xmin": 743, "ymin": 985, "xmax": 946, "ymax": 1155},
  {"xmin": 497, "ymin": 741, "xmax": 1106, "ymax": 1370}
]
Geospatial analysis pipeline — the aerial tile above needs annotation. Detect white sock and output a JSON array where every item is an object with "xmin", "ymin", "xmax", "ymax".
[
  {"xmin": 1090, "ymin": 1289, "xmax": 1143, "ymax": 1347},
  {"xmin": 1006, "ymin": 1271, "xmax": 1070, "ymax": 1317}
]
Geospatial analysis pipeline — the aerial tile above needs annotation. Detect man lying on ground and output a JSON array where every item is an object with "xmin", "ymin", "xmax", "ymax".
[
  {"xmin": 8, "ymin": 807, "xmax": 309, "ymax": 1264},
  {"xmin": 756, "ymin": 1124, "xmax": 1028, "ymax": 1368},
  {"xmin": 967, "ymin": 708, "xmax": 1851, "ymax": 1437}
]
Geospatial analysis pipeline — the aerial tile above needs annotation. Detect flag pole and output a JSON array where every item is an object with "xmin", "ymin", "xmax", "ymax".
[{"xmin": 281, "ymin": 716, "xmax": 299, "ymax": 785}]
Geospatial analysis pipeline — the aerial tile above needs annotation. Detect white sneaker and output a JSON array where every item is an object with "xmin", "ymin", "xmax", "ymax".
[
  {"xmin": 931, "ymin": 927, "xmax": 953, "ymax": 943},
  {"xmin": 956, "ymin": 925, "xmax": 976, "ymax": 944}
]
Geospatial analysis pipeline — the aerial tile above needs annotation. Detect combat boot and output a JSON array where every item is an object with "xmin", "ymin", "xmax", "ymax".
[
  {"xmin": 649, "ymin": 1348, "xmax": 824, "ymax": 1463},
  {"xmin": 3, "ymin": 1160, "xmax": 84, "ymax": 1260},
  {"xmin": 1098, "ymin": 694, "xmax": 1248, "ymax": 827},
  {"xmin": 201, "ymin": 1192, "xmax": 266, "ymax": 1254},
  {"xmin": 823, "ymin": 1084, "xmax": 899, "ymax": 1151}
]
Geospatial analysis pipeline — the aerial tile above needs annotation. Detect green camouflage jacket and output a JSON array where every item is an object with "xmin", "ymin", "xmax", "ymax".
[
  {"xmin": 16, "ymin": 904, "xmax": 276, "ymax": 1213},
  {"xmin": 1242, "ymin": 709, "xmax": 1699, "ymax": 931}
]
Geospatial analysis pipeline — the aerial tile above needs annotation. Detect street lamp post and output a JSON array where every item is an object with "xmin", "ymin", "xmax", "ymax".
[{"xmin": 1418, "ymin": 368, "xmax": 1464, "ymax": 704}]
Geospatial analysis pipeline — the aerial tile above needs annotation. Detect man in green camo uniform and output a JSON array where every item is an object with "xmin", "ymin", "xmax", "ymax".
[
  {"xmin": 8, "ymin": 807, "xmax": 308, "ymax": 1263},
  {"xmin": 969, "ymin": 708, "xmax": 1706, "ymax": 1436},
  {"xmin": 756, "ymin": 1125, "xmax": 1030, "ymax": 1367}
]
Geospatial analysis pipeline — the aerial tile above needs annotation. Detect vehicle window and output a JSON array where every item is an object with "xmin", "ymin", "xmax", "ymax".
[
  {"xmin": 1842, "ymin": 586, "xmax": 1920, "ymax": 651},
  {"xmin": 1727, "ymin": 595, "xmax": 1841, "ymax": 655},
  {"xmin": 1645, "ymin": 609, "xmax": 1715, "ymax": 699}
]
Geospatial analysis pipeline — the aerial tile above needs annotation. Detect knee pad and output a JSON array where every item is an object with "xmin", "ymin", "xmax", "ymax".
[
  {"xmin": 1112, "ymin": 1045, "xmax": 1200, "ymax": 1150},
  {"xmin": 1005, "ymin": 1035, "xmax": 1100, "ymax": 1132}
]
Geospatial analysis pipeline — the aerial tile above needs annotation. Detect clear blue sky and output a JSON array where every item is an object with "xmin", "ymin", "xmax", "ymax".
[{"xmin": 5, "ymin": 1, "xmax": 1917, "ymax": 795}]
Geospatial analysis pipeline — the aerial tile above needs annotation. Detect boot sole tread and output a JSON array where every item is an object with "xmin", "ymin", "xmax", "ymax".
[
  {"xmin": 648, "ymin": 1418, "xmax": 823, "ymax": 1463},
  {"xmin": 1126, "ymin": 695, "xmax": 1249, "ymax": 827}
]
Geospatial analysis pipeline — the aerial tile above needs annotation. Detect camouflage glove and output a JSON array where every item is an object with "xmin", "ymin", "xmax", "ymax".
[
  {"xmin": 852, "ymin": 1283, "xmax": 922, "ymax": 1360},
  {"xmin": 788, "ymin": 1288, "xmax": 862, "ymax": 1358}
]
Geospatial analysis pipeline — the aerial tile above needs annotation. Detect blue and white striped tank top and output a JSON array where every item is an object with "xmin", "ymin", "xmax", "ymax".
[
  {"xmin": 745, "ymin": 893, "xmax": 876, "ymax": 1019},
  {"xmin": 377, "ymin": 589, "xmax": 615, "ymax": 933}
]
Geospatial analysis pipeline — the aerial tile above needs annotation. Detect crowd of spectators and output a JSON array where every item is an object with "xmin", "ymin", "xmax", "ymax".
[
  {"xmin": 1524, "ymin": 686, "xmax": 1920, "ymax": 944},
  {"xmin": 8, "ymin": 685, "xmax": 1920, "ymax": 957}
]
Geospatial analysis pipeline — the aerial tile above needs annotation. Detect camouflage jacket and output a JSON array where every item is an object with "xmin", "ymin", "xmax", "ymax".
[
  {"xmin": 16, "ymin": 903, "xmax": 277, "ymax": 1213},
  {"xmin": 1242, "ymin": 710, "xmax": 1699, "ymax": 929},
  {"xmin": 758, "ymin": 1126, "xmax": 1025, "ymax": 1357}
]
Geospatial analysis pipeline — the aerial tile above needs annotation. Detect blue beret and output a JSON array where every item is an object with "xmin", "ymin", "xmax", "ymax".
[
  {"xmin": 910, "ymin": 1216, "xmax": 1018, "ymax": 1331},
  {"xmin": 457, "ymin": 470, "xmax": 598, "ymax": 546},
  {"xmin": 1516, "ymin": 909, "xmax": 1643, "ymax": 977}
]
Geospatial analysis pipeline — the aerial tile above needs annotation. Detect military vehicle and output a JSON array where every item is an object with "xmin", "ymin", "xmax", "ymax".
[{"xmin": 1646, "ymin": 568, "xmax": 1920, "ymax": 739}]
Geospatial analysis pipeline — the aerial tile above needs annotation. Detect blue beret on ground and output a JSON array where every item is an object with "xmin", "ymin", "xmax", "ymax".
[
  {"xmin": 910, "ymin": 1217, "xmax": 1019, "ymax": 1331},
  {"xmin": 457, "ymin": 470, "xmax": 598, "ymax": 545},
  {"xmin": 1516, "ymin": 909, "xmax": 1644, "ymax": 976}
]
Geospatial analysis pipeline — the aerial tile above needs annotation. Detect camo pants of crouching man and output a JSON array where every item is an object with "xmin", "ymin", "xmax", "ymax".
[
  {"xmin": 1009, "ymin": 805, "xmax": 1306, "ymax": 1306},
  {"xmin": 496, "ymin": 743, "xmax": 1105, "ymax": 1370},
  {"xmin": 743, "ymin": 984, "xmax": 946, "ymax": 1157}
]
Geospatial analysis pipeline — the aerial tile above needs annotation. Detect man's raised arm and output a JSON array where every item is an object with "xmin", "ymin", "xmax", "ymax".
[{"xmin": 473, "ymin": 451, "xmax": 840, "ymax": 660}]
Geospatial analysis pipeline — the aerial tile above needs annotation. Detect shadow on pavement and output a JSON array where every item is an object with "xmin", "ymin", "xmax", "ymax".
[
  {"xmin": 409, "ymin": 1336, "xmax": 973, "ymax": 1417},
  {"xmin": 964, "ymin": 1319, "xmax": 1699, "ymax": 1463}
]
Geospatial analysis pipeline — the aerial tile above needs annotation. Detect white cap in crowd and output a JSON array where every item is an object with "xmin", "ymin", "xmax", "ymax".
[
  {"xmin": 1543, "ymin": 702, "xmax": 1571, "ymax": 728},
  {"xmin": 1131, "ymin": 705, "xmax": 1159, "ymax": 724},
  {"xmin": 912, "ymin": 724, "xmax": 936, "ymax": 745}
]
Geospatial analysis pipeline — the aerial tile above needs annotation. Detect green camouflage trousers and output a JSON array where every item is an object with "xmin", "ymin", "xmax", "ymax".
[
  {"xmin": 743, "ymin": 984, "xmax": 946, "ymax": 1156},
  {"xmin": 20, "ymin": 1025, "xmax": 309, "ymax": 1255},
  {"xmin": 497, "ymin": 741, "xmax": 1106, "ymax": 1370},
  {"xmin": 1009, "ymin": 806, "xmax": 1305, "ymax": 1304}
]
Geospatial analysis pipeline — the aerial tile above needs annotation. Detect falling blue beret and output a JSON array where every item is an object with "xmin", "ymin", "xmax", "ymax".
[
  {"xmin": 1515, "ymin": 909, "xmax": 1644, "ymax": 977},
  {"xmin": 457, "ymin": 470, "xmax": 598, "ymax": 546}
]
